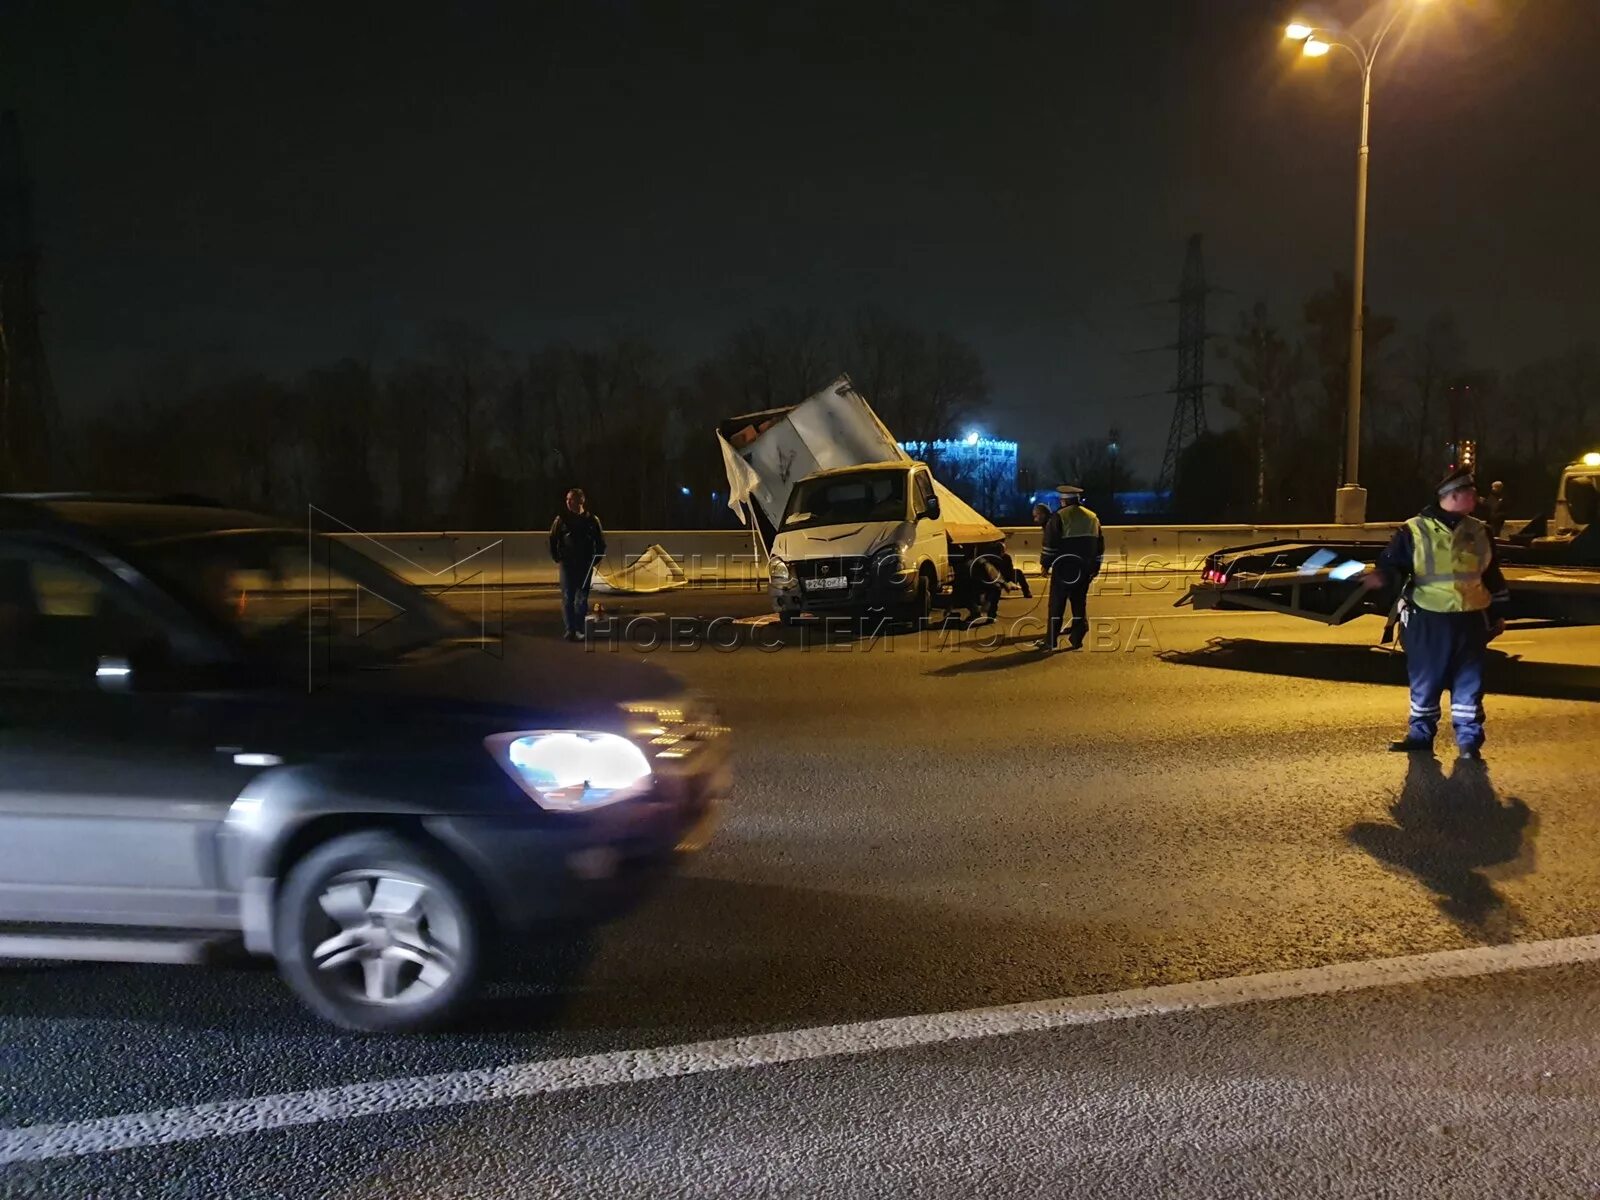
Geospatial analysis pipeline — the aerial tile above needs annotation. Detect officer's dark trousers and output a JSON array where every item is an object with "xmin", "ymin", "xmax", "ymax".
[
  {"xmin": 1046, "ymin": 557, "xmax": 1092, "ymax": 649},
  {"xmin": 1404, "ymin": 607, "xmax": 1488, "ymax": 749}
]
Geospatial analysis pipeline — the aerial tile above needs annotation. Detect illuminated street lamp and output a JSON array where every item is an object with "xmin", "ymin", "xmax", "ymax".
[{"xmin": 1285, "ymin": 0, "xmax": 1434, "ymax": 523}]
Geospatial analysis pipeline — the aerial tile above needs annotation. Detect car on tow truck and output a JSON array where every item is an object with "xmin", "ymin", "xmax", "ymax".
[
  {"xmin": 1184, "ymin": 453, "xmax": 1600, "ymax": 629},
  {"xmin": 0, "ymin": 494, "xmax": 729, "ymax": 1031}
]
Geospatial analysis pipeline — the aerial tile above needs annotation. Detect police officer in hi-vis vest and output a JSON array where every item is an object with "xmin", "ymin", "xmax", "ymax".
[
  {"xmin": 1362, "ymin": 465, "xmax": 1510, "ymax": 758},
  {"xmin": 1033, "ymin": 484, "xmax": 1104, "ymax": 652}
]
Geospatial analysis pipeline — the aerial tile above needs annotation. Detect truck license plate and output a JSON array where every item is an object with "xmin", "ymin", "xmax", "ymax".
[{"xmin": 804, "ymin": 576, "xmax": 848, "ymax": 591}]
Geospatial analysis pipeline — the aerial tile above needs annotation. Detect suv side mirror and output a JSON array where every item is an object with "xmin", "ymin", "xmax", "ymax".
[{"xmin": 924, "ymin": 496, "xmax": 941, "ymax": 521}]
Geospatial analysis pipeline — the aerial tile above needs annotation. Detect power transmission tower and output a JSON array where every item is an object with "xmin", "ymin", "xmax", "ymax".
[
  {"xmin": 0, "ymin": 110, "xmax": 58, "ymax": 490},
  {"xmin": 1155, "ymin": 234, "xmax": 1211, "ymax": 497}
]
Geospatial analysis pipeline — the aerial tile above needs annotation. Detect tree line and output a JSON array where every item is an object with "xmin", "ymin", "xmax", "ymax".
[
  {"xmin": 1155, "ymin": 276, "xmax": 1595, "ymax": 523},
  {"xmin": 62, "ymin": 308, "xmax": 988, "ymax": 531},
  {"xmin": 45, "ymin": 282, "xmax": 1600, "ymax": 529}
]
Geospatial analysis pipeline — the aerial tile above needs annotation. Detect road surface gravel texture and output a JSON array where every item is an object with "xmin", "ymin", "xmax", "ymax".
[{"xmin": 3, "ymin": 577, "xmax": 1599, "ymax": 1198}]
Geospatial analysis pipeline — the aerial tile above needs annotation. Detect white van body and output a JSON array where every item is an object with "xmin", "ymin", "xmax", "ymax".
[{"xmin": 717, "ymin": 376, "xmax": 1005, "ymax": 619}]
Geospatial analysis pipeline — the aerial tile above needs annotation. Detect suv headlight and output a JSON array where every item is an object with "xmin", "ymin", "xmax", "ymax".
[
  {"xmin": 769, "ymin": 556, "xmax": 793, "ymax": 585},
  {"xmin": 484, "ymin": 731, "xmax": 652, "ymax": 811}
]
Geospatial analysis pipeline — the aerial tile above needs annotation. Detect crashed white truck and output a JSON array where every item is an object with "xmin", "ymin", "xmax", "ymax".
[{"xmin": 718, "ymin": 376, "xmax": 1008, "ymax": 625}]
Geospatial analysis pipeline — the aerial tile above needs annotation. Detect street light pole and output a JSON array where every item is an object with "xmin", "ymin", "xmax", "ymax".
[
  {"xmin": 1287, "ymin": 1, "xmax": 1418, "ymax": 525},
  {"xmin": 1346, "ymin": 61, "xmax": 1373, "ymax": 515}
]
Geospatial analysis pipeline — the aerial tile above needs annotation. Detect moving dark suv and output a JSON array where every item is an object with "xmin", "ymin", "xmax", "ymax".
[{"xmin": 0, "ymin": 495, "xmax": 728, "ymax": 1030}]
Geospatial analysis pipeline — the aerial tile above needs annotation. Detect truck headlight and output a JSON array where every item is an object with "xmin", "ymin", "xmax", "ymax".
[
  {"xmin": 484, "ymin": 731, "xmax": 653, "ymax": 811},
  {"xmin": 769, "ymin": 556, "xmax": 793, "ymax": 585},
  {"xmin": 871, "ymin": 542, "xmax": 912, "ymax": 577}
]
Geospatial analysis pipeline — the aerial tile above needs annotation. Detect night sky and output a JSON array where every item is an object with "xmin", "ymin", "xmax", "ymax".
[{"xmin": 7, "ymin": 0, "xmax": 1597, "ymax": 477}]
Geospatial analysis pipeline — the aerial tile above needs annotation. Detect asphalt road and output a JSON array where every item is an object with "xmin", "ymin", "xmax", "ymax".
[{"xmin": 5, "ymin": 572, "xmax": 1600, "ymax": 1198}]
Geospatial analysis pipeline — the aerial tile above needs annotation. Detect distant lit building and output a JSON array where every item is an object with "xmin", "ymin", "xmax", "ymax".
[
  {"xmin": 1026, "ymin": 488, "xmax": 1169, "ymax": 518},
  {"xmin": 900, "ymin": 433, "xmax": 1019, "ymax": 516}
]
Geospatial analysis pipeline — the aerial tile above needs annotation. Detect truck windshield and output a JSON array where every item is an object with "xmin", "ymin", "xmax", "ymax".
[{"xmin": 782, "ymin": 472, "xmax": 907, "ymax": 531}]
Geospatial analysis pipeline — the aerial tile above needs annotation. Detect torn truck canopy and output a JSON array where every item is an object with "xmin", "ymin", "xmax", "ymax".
[{"xmin": 718, "ymin": 375, "xmax": 1004, "ymax": 544}]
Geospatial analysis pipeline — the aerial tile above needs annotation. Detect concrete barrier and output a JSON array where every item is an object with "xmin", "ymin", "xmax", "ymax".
[
  {"xmin": 331, "ymin": 529, "xmax": 770, "ymax": 588},
  {"xmin": 334, "ymin": 523, "xmax": 1413, "ymax": 588}
]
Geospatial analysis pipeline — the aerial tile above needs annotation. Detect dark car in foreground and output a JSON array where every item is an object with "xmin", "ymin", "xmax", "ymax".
[{"xmin": 0, "ymin": 495, "xmax": 729, "ymax": 1031}]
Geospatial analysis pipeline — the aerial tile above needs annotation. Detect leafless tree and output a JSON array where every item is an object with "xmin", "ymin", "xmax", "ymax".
[
  {"xmin": 1217, "ymin": 301, "xmax": 1305, "ymax": 519},
  {"xmin": 842, "ymin": 308, "xmax": 986, "ymax": 443}
]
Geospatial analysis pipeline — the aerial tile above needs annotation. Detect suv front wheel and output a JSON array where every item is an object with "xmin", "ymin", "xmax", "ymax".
[{"xmin": 274, "ymin": 830, "xmax": 483, "ymax": 1032}]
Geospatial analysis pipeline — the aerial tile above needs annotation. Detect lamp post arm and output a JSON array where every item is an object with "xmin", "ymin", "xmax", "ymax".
[{"xmin": 1368, "ymin": 0, "xmax": 1408, "ymax": 67}]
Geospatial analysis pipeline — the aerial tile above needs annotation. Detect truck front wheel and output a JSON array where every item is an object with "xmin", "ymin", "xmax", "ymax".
[{"xmin": 903, "ymin": 568, "xmax": 935, "ymax": 630}]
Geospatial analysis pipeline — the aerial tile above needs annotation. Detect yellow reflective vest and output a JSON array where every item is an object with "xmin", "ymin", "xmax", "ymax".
[
  {"xmin": 1406, "ymin": 512, "xmax": 1493, "ymax": 613},
  {"xmin": 1055, "ymin": 504, "xmax": 1101, "ymax": 539}
]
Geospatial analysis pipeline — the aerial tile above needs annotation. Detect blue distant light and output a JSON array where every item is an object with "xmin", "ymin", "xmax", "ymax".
[
  {"xmin": 680, "ymin": 486, "xmax": 691, "ymax": 497},
  {"xmin": 899, "ymin": 436, "xmax": 1019, "ymax": 455}
]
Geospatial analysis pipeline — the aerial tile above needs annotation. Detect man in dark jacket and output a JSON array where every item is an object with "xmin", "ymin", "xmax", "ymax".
[
  {"xmin": 1362, "ymin": 466, "xmax": 1510, "ymax": 757},
  {"xmin": 1032, "ymin": 484, "xmax": 1105, "ymax": 652},
  {"xmin": 550, "ymin": 488, "xmax": 607, "ymax": 641}
]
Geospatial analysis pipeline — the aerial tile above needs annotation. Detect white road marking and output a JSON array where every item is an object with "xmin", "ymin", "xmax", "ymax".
[{"xmin": 5, "ymin": 934, "xmax": 1600, "ymax": 1164}]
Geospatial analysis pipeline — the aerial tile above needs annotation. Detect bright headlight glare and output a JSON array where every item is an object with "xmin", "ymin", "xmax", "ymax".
[{"xmin": 485, "ymin": 731, "xmax": 652, "ymax": 811}]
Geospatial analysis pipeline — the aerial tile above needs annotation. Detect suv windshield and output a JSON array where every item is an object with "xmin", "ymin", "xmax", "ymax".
[
  {"xmin": 782, "ymin": 471, "xmax": 908, "ymax": 532},
  {"xmin": 135, "ymin": 531, "xmax": 474, "ymax": 664}
]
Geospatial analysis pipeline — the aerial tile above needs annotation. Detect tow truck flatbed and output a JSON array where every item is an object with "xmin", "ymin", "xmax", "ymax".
[{"xmin": 1184, "ymin": 540, "xmax": 1600, "ymax": 627}]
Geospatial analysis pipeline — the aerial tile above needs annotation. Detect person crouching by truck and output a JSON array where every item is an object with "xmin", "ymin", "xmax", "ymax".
[
  {"xmin": 958, "ymin": 542, "xmax": 1031, "ymax": 626},
  {"xmin": 1001, "ymin": 541, "xmax": 1031, "ymax": 600},
  {"xmin": 1360, "ymin": 466, "xmax": 1510, "ymax": 758},
  {"xmin": 965, "ymin": 552, "xmax": 1006, "ymax": 626},
  {"xmin": 1032, "ymin": 484, "xmax": 1104, "ymax": 653},
  {"xmin": 550, "ymin": 487, "xmax": 607, "ymax": 642}
]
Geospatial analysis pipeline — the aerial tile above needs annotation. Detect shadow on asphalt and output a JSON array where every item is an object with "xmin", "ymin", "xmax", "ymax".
[
  {"xmin": 920, "ymin": 639, "xmax": 1070, "ymax": 676},
  {"xmin": 1159, "ymin": 637, "xmax": 1600, "ymax": 703},
  {"xmin": 506, "ymin": 873, "xmax": 1165, "ymax": 1034},
  {"xmin": 0, "ymin": 878, "xmax": 1151, "ymax": 1040},
  {"xmin": 1347, "ymin": 756, "xmax": 1538, "ymax": 942},
  {"xmin": 0, "ymin": 935, "xmax": 600, "ymax": 1038}
]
